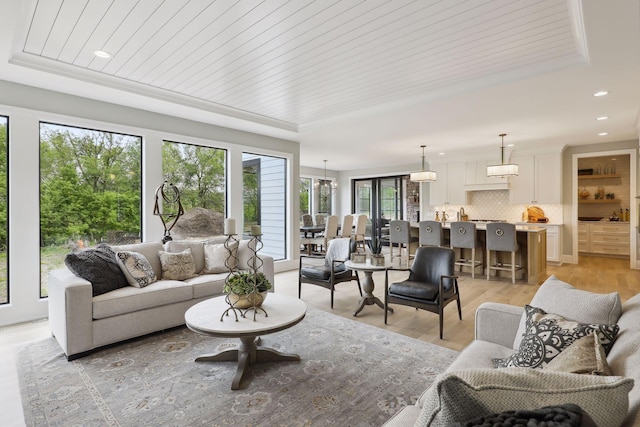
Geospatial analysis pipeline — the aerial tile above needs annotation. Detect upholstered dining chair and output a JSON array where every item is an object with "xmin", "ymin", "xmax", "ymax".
[
  {"xmin": 298, "ymin": 238, "xmax": 362, "ymax": 308},
  {"xmin": 301, "ymin": 214, "xmax": 313, "ymax": 226},
  {"xmin": 384, "ymin": 246, "xmax": 461, "ymax": 339},
  {"xmin": 340, "ymin": 214, "xmax": 354, "ymax": 238},
  {"xmin": 352, "ymin": 214, "xmax": 368, "ymax": 251},
  {"xmin": 307, "ymin": 214, "xmax": 339, "ymax": 254}
]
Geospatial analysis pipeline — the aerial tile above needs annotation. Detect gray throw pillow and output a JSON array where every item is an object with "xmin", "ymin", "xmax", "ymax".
[{"xmin": 64, "ymin": 243, "xmax": 128, "ymax": 296}]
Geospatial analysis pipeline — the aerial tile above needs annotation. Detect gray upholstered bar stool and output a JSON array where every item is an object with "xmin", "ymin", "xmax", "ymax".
[
  {"xmin": 449, "ymin": 221, "xmax": 483, "ymax": 278},
  {"xmin": 419, "ymin": 220, "xmax": 444, "ymax": 247},
  {"xmin": 389, "ymin": 220, "xmax": 418, "ymax": 268},
  {"xmin": 486, "ymin": 222, "xmax": 523, "ymax": 284}
]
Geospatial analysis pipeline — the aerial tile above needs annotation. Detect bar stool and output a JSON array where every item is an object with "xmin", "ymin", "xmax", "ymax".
[
  {"xmin": 418, "ymin": 220, "xmax": 443, "ymax": 247},
  {"xmin": 389, "ymin": 220, "xmax": 418, "ymax": 268},
  {"xmin": 486, "ymin": 222, "xmax": 522, "ymax": 284},
  {"xmin": 449, "ymin": 221, "xmax": 482, "ymax": 278}
]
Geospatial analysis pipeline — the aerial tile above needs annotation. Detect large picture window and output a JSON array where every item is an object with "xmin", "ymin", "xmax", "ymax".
[
  {"xmin": 0, "ymin": 116, "xmax": 7, "ymax": 305},
  {"xmin": 39, "ymin": 123, "xmax": 142, "ymax": 297},
  {"xmin": 243, "ymin": 153, "xmax": 286, "ymax": 260},
  {"xmin": 299, "ymin": 177, "xmax": 311, "ymax": 221},
  {"xmin": 162, "ymin": 140, "xmax": 227, "ymax": 222}
]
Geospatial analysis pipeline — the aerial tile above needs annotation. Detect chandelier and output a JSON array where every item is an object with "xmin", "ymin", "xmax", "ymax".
[
  {"xmin": 410, "ymin": 145, "xmax": 437, "ymax": 182},
  {"xmin": 486, "ymin": 133, "xmax": 518, "ymax": 177},
  {"xmin": 314, "ymin": 160, "xmax": 337, "ymax": 190}
]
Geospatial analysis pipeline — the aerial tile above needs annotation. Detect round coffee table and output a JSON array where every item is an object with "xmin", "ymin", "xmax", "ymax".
[
  {"xmin": 185, "ymin": 293, "xmax": 307, "ymax": 390},
  {"xmin": 344, "ymin": 260, "xmax": 394, "ymax": 317}
]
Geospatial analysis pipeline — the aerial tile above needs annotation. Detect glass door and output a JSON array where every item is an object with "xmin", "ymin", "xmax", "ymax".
[{"xmin": 353, "ymin": 176, "xmax": 405, "ymax": 248}]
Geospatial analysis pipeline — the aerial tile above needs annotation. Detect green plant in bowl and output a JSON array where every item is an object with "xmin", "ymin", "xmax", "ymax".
[{"xmin": 224, "ymin": 271, "xmax": 272, "ymax": 308}]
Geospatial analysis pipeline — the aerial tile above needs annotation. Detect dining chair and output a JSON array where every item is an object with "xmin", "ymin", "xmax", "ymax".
[
  {"xmin": 352, "ymin": 214, "xmax": 368, "ymax": 251},
  {"xmin": 309, "ymin": 215, "xmax": 339, "ymax": 253},
  {"xmin": 340, "ymin": 214, "xmax": 354, "ymax": 238},
  {"xmin": 301, "ymin": 214, "xmax": 313, "ymax": 226},
  {"xmin": 384, "ymin": 246, "xmax": 461, "ymax": 339}
]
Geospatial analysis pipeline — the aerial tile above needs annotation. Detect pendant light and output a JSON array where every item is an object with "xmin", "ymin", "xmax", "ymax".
[
  {"xmin": 410, "ymin": 145, "xmax": 437, "ymax": 182},
  {"xmin": 315, "ymin": 160, "xmax": 337, "ymax": 190},
  {"xmin": 486, "ymin": 133, "xmax": 518, "ymax": 177}
]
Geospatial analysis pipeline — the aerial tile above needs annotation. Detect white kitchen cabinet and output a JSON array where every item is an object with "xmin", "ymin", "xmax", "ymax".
[
  {"xmin": 429, "ymin": 162, "xmax": 467, "ymax": 206},
  {"xmin": 509, "ymin": 153, "xmax": 562, "ymax": 204},
  {"xmin": 578, "ymin": 222, "xmax": 630, "ymax": 256},
  {"xmin": 543, "ymin": 224, "xmax": 561, "ymax": 263}
]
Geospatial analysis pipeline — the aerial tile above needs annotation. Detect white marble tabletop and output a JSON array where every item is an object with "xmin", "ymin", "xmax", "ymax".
[{"xmin": 344, "ymin": 259, "xmax": 390, "ymax": 271}]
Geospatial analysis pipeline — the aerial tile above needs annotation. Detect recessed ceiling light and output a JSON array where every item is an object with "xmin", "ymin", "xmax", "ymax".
[
  {"xmin": 596, "ymin": 116, "xmax": 609, "ymax": 120},
  {"xmin": 598, "ymin": 132, "xmax": 608, "ymax": 136},
  {"xmin": 438, "ymin": 152, "xmax": 445, "ymax": 156},
  {"xmin": 507, "ymin": 144, "xmax": 514, "ymax": 147},
  {"xmin": 94, "ymin": 50, "xmax": 112, "ymax": 59},
  {"xmin": 593, "ymin": 91, "xmax": 608, "ymax": 97}
]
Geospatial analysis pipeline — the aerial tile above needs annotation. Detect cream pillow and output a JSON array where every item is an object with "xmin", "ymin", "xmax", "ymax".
[
  {"xmin": 203, "ymin": 241, "xmax": 238, "ymax": 274},
  {"xmin": 416, "ymin": 368, "xmax": 633, "ymax": 427},
  {"xmin": 544, "ymin": 332, "xmax": 612, "ymax": 376},
  {"xmin": 158, "ymin": 248, "xmax": 197, "ymax": 280}
]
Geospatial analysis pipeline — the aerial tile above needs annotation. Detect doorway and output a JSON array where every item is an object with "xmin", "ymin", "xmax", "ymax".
[
  {"xmin": 352, "ymin": 176, "xmax": 407, "ymax": 247},
  {"xmin": 572, "ymin": 149, "xmax": 637, "ymax": 269}
]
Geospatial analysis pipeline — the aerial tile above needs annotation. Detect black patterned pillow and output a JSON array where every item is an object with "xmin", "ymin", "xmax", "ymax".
[
  {"xmin": 493, "ymin": 305, "xmax": 619, "ymax": 369},
  {"xmin": 115, "ymin": 250, "xmax": 157, "ymax": 288},
  {"xmin": 65, "ymin": 243, "xmax": 129, "ymax": 296}
]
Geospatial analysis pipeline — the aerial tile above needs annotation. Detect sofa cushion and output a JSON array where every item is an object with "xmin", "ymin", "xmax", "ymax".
[
  {"xmin": 415, "ymin": 368, "xmax": 633, "ymax": 427},
  {"xmin": 64, "ymin": 243, "xmax": 128, "ymax": 296},
  {"xmin": 513, "ymin": 275, "xmax": 621, "ymax": 349},
  {"xmin": 158, "ymin": 248, "xmax": 197, "ymax": 280},
  {"xmin": 112, "ymin": 242, "xmax": 164, "ymax": 278},
  {"xmin": 92, "ymin": 279, "xmax": 193, "ymax": 319},
  {"xmin": 115, "ymin": 251, "xmax": 158, "ymax": 288},
  {"xmin": 164, "ymin": 240, "xmax": 205, "ymax": 273},
  {"xmin": 543, "ymin": 332, "xmax": 612, "ymax": 376},
  {"xmin": 203, "ymin": 241, "xmax": 237, "ymax": 273},
  {"xmin": 445, "ymin": 340, "xmax": 514, "ymax": 373},
  {"xmin": 494, "ymin": 305, "xmax": 619, "ymax": 369},
  {"xmin": 185, "ymin": 274, "xmax": 226, "ymax": 299}
]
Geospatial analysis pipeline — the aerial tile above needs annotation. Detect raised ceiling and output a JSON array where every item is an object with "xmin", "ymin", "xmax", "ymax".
[{"xmin": 2, "ymin": 0, "xmax": 640, "ymax": 170}]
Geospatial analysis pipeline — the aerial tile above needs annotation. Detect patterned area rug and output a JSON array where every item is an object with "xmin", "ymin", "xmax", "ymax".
[{"xmin": 18, "ymin": 308, "xmax": 458, "ymax": 426}]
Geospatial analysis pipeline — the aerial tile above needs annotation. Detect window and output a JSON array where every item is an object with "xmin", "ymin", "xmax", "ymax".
[
  {"xmin": 0, "ymin": 116, "xmax": 7, "ymax": 304},
  {"xmin": 162, "ymin": 140, "xmax": 226, "ymax": 216},
  {"xmin": 39, "ymin": 123, "xmax": 142, "ymax": 297},
  {"xmin": 300, "ymin": 177, "xmax": 311, "ymax": 221},
  {"xmin": 243, "ymin": 153, "xmax": 286, "ymax": 260}
]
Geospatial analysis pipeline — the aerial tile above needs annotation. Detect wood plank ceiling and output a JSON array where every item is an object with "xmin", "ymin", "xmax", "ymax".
[{"xmin": 22, "ymin": 0, "xmax": 585, "ymax": 127}]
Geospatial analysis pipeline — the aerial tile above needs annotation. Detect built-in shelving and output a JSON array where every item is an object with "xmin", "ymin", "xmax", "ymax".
[
  {"xmin": 578, "ymin": 199, "xmax": 621, "ymax": 204},
  {"xmin": 578, "ymin": 174, "xmax": 621, "ymax": 180}
]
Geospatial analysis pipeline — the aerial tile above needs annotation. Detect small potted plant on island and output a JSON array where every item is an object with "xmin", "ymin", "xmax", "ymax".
[
  {"xmin": 367, "ymin": 237, "xmax": 386, "ymax": 266},
  {"xmin": 224, "ymin": 271, "xmax": 272, "ymax": 309}
]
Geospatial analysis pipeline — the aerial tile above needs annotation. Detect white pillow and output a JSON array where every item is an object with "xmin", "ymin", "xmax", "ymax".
[
  {"xmin": 115, "ymin": 251, "xmax": 157, "ymax": 288},
  {"xmin": 416, "ymin": 368, "xmax": 633, "ymax": 427},
  {"xmin": 513, "ymin": 275, "xmax": 622, "ymax": 349},
  {"xmin": 203, "ymin": 241, "xmax": 238, "ymax": 274}
]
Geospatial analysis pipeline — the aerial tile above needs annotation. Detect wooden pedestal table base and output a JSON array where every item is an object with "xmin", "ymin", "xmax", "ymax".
[
  {"xmin": 345, "ymin": 260, "xmax": 394, "ymax": 317},
  {"xmin": 185, "ymin": 294, "xmax": 307, "ymax": 390}
]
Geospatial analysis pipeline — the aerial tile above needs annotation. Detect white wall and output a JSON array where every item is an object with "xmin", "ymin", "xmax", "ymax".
[{"xmin": 0, "ymin": 79, "xmax": 299, "ymax": 326}]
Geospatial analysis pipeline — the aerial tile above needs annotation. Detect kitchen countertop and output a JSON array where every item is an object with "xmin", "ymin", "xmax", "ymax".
[{"xmin": 410, "ymin": 222, "xmax": 546, "ymax": 232}]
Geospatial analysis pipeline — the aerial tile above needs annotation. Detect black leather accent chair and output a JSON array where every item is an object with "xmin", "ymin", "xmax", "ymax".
[
  {"xmin": 299, "ymin": 238, "xmax": 362, "ymax": 308},
  {"xmin": 384, "ymin": 246, "xmax": 461, "ymax": 339}
]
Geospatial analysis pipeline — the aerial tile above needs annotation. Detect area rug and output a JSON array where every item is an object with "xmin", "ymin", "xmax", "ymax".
[{"xmin": 18, "ymin": 308, "xmax": 458, "ymax": 426}]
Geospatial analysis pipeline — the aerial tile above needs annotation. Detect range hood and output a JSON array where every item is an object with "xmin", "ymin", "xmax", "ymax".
[{"xmin": 464, "ymin": 182, "xmax": 510, "ymax": 191}]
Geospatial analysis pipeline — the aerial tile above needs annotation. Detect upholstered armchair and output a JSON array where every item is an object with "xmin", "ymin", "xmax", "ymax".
[
  {"xmin": 298, "ymin": 238, "xmax": 362, "ymax": 308},
  {"xmin": 384, "ymin": 246, "xmax": 461, "ymax": 339}
]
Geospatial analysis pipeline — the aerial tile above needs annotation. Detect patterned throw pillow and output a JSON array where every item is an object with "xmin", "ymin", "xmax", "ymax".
[
  {"xmin": 544, "ymin": 332, "xmax": 612, "ymax": 376},
  {"xmin": 493, "ymin": 305, "xmax": 619, "ymax": 369},
  {"xmin": 158, "ymin": 248, "xmax": 197, "ymax": 280},
  {"xmin": 203, "ymin": 241, "xmax": 238, "ymax": 274},
  {"xmin": 115, "ymin": 251, "xmax": 157, "ymax": 288},
  {"xmin": 64, "ymin": 243, "xmax": 128, "ymax": 296}
]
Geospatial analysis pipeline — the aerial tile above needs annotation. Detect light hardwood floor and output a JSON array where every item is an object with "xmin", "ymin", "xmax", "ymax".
[{"xmin": 1, "ymin": 256, "xmax": 638, "ymax": 426}]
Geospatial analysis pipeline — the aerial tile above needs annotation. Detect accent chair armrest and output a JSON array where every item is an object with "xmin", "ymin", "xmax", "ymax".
[{"xmin": 474, "ymin": 302, "xmax": 524, "ymax": 348}]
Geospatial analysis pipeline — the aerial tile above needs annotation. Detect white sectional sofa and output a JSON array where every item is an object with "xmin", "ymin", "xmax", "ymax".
[
  {"xmin": 48, "ymin": 237, "xmax": 274, "ymax": 360},
  {"xmin": 384, "ymin": 276, "xmax": 639, "ymax": 427}
]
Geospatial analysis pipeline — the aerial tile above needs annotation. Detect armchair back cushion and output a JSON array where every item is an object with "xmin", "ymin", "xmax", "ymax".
[{"xmin": 408, "ymin": 246, "xmax": 455, "ymax": 292}]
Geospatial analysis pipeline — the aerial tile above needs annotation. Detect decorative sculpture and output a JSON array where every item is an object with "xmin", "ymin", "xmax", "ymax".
[{"xmin": 153, "ymin": 181, "xmax": 184, "ymax": 243}]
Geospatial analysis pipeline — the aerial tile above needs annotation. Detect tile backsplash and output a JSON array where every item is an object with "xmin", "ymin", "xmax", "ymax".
[{"xmin": 426, "ymin": 190, "xmax": 563, "ymax": 223}]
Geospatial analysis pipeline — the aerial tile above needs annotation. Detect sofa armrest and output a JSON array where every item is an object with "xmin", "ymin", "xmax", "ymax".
[
  {"xmin": 475, "ymin": 302, "xmax": 524, "ymax": 348},
  {"xmin": 48, "ymin": 268, "xmax": 94, "ymax": 359}
]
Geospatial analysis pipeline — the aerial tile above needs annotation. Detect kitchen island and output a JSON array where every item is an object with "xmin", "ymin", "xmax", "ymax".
[{"xmin": 410, "ymin": 222, "xmax": 547, "ymax": 285}]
